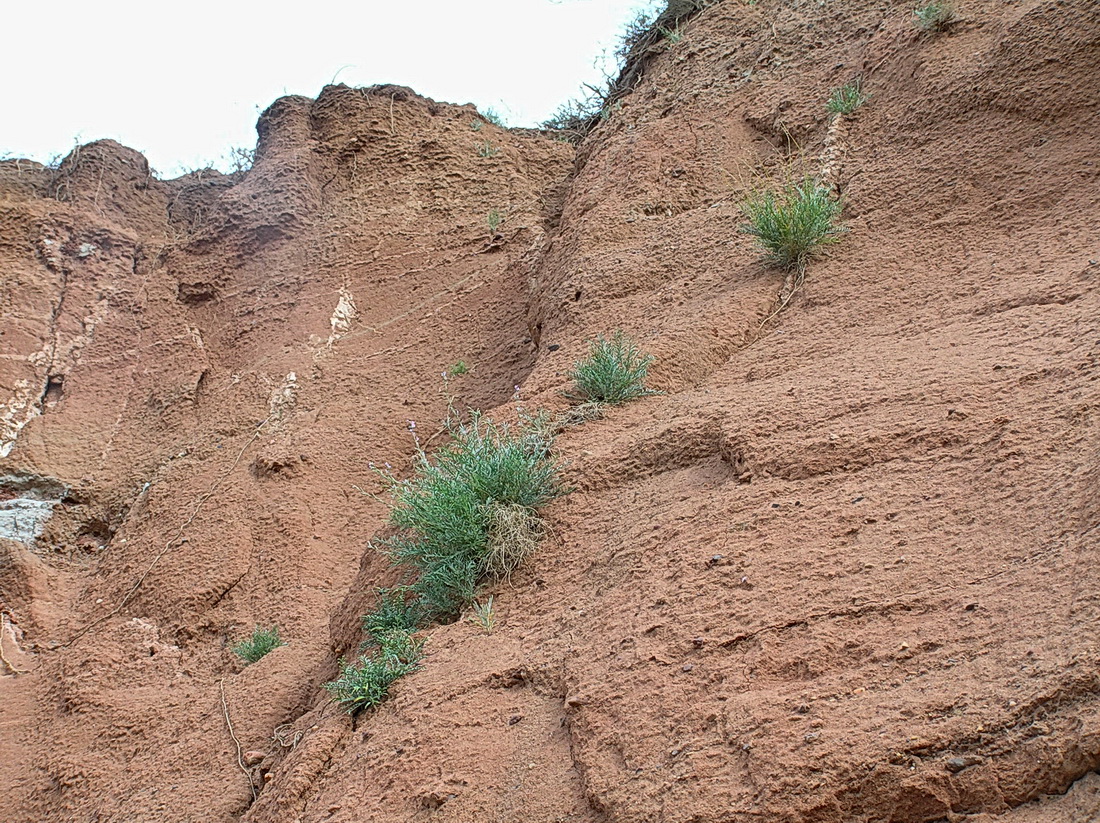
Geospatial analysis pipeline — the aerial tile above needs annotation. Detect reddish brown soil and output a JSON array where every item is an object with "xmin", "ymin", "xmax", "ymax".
[{"xmin": 2, "ymin": 1, "xmax": 1099, "ymax": 821}]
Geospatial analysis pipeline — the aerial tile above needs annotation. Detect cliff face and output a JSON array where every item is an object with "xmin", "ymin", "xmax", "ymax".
[{"xmin": 2, "ymin": 1, "xmax": 1100, "ymax": 821}]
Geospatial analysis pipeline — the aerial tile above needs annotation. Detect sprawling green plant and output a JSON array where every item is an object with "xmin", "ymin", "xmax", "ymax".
[
  {"xmin": 568, "ymin": 331, "xmax": 657, "ymax": 406},
  {"xmin": 326, "ymin": 413, "xmax": 562, "ymax": 713},
  {"xmin": 362, "ymin": 587, "xmax": 421, "ymax": 645},
  {"xmin": 826, "ymin": 79, "xmax": 868, "ymax": 115},
  {"xmin": 381, "ymin": 414, "xmax": 563, "ymax": 622},
  {"xmin": 232, "ymin": 625, "xmax": 285, "ymax": 664},
  {"xmin": 740, "ymin": 178, "xmax": 844, "ymax": 270},
  {"xmin": 325, "ymin": 630, "xmax": 424, "ymax": 714}
]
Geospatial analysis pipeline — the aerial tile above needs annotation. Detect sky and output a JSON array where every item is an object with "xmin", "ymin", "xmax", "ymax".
[{"xmin": 1, "ymin": 0, "xmax": 660, "ymax": 177}]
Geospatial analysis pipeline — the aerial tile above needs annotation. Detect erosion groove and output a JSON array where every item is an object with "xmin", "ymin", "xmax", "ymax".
[{"xmin": 1, "ymin": 0, "xmax": 1099, "ymax": 821}]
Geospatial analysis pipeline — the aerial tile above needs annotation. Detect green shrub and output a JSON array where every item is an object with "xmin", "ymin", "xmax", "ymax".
[
  {"xmin": 568, "ymin": 331, "xmax": 656, "ymax": 406},
  {"xmin": 326, "ymin": 413, "xmax": 561, "ymax": 713},
  {"xmin": 477, "ymin": 141, "xmax": 500, "ymax": 158},
  {"xmin": 487, "ymin": 209, "xmax": 502, "ymax": 234},
  {"xmin": 739, "ymin": 177, "xmax": 844, "ymax": 270},
  {"xmin": 232, "ymin": 625, "xmax": 284, "ymax": 664},
  {"xmin": 914, "ymin": 0, "xmax": 956, "ymax": 30},
  {"xmin": 325, "ymin": 630, "xmax": 423, "ymax": 714},
  {"xmin": 826, "ymin": 79, "xmax": 868, "ymax": 115},
  {"xmin": 381, "ymin": 413, "xmax": 563, "ymax": 622},
  {"xmin": 448, "ymin": 360, "xmax": 470, "ymax": 377}
]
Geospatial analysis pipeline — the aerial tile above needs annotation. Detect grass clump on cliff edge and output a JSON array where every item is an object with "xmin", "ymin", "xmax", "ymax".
[
  {"xmin": 740, "ymin": 177, "xmax": 844, "ymax": 271},
  {"xmin": 568, "ymin": 331, "xmax": 657, "ymax": 406},
  {"xmin": 232, "ymin": 625, "xmax": 284, "ymax": 664}
]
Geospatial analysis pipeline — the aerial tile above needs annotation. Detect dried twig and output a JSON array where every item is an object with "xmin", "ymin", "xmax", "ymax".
[
  {"xmin": 273, "ymin": 723, "xmax": 304, "ymax": 749},
  {"xmin": 220, "ymin": 679, "xmax": 257, "ymax": 801}
]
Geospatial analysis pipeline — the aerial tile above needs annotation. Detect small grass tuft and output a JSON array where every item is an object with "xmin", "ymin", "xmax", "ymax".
[
  {"xmin": 448, "ymin": 360, "xmax": 470, "ymax": 377},
  {"xmin": 469, "ymin": 596, "xmax": 497, "ymax": 633},
  {"xmin": 914, "ymin": 0, "xmax": 957, "ymax": 31},
  {"xmin": 325, "ymin": 630, "xmax": 423, "ymax": 714},
  {"xmin": 568, "ymin": 331, "xmax": 657, "ymax": 406},
  {"xmin": 740, "ymin": 177, "xmax": 844, "ymax": 270},
  {"xmin": 233, "ymin": 625, "xmax": 285, "ymax": 664},
  {"xmin": 477, "ymin": 141, "xmax": 500, "ymax": 158},
  {"xmin": 659, "ymin": 24, "xmax": 684, "ymax": 44},
  {"xmin": 487, "ymin": 209, "xmax": 502, "ymax": 234},
  {"xmin": 826, "ymin": 79, "xmax": 868, "ymax": 116}
]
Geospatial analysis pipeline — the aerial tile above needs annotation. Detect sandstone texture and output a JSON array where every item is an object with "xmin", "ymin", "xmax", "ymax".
[{"xmin": 1, "ymin": 2, "xmax": 1099, "ymax": 821}]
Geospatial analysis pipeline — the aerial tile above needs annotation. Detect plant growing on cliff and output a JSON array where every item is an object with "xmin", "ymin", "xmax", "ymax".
[
  {"xmin": 327, "ymin": 412, "xmax": 562, "ymax": 713},
  {"xmin": 914, "ymin": 0, "xmax": 956, "ymax": 31},
  {"xmin": 826, "ymin": 79, "xmax": 868, "ymax": 116},
  {"xmin": 568, "ymin": 331, "xmax": 657, "ymax": 406},
  {"xmin": 477, "ymin": 141, "xmax": 500, "ymax": 158},
  {"xmin": 325, "ymin": 629, "xmax": 424, "ymax": 713},
  {"xmin": 381, "ymin": 413, "xmax": 563, "ymax": 622},
  {"xmin": 469, "ymin": 596, "xmax": 497, "ymax": 633},
  {"xmin": 481, "ymin": 107, "xmax": 506, "ymax": 127},
  {"xmin": 233, "ymin": 625, "xmax": 284, "ymax": 664},
  {"xmin": 362, "ymin": 587, "xmax": 421, "ymax": 645},
  {"xmin": 542, "ymin": 0, "xmax": 708, "ymax": 142},
  {"xmin": 659, "ymin": 23, "xmax": 684, "ymax": 44},
  {"xmin": 740, "ymin": 177, "xmax": 844, "ymax": 270}
]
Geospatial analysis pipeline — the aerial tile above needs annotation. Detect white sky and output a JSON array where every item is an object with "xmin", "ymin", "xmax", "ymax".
[{"xmin": 1, "ymin": 0, "xmax": 660, "ymax": 177}]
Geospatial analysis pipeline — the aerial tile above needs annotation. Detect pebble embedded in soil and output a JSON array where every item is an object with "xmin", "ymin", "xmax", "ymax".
[
  {"xmin": 243, "ymin": 751, "xmax": 264, "ymax": 767},
  {"xmin": 945, "ymin": 755, "xmax": 983, "ymax": 773}
]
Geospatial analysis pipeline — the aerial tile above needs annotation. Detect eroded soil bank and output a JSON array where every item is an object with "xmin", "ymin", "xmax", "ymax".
[{"xmin": 2, "ymin": 1, "xmax": 1099, "ymax": 820}]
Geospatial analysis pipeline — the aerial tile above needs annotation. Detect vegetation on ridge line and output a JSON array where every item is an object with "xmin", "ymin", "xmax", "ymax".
[{"xmin": 541, "ymin": 0, "xmax": 710, "ymax": 140}]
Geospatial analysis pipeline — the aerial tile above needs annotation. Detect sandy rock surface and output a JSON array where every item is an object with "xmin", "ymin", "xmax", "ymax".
[{"xmin": 2, "ymin": 2, "xmax": 1099, "ymax": 821}]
